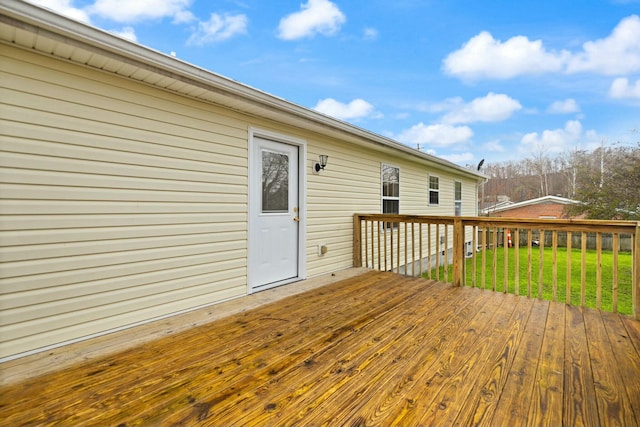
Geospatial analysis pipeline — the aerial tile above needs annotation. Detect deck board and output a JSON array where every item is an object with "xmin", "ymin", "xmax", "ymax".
[
  {"xmin": 601, "ymin": 312, "xmax": 640, "ymax": 426},
  {"xmin": 584, "ymin": 308, "xmax": 638, "ymax": 427},
  {"xmin": 391, "ymin": 291, "xmax": 510, "ymax": 426},
  {"xmin": 318, "ymin": 285, "xmax": 494, "ymax": 426},
  {"xmin": 1, "ymin": 270, "xmax": 639, "ymax": 427},
  {"xmin": 528, "ymin": 301, "xmax": 566, "ymax": 427},
  {"xmin": 563, "ymin": 304, "xmax": 599, "ymax": 427},
  {"xmin": 489, "ymin": 298, "xmax": 549, "ymax": 427},
  {"xmin": 451, "ymin": 296, "xmax": 534, "ymax": 427}
]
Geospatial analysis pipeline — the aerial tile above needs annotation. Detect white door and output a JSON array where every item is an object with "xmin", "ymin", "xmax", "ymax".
[{"xmin": 249, "ymin": 137, "xmax": 300, "ymax": 291}]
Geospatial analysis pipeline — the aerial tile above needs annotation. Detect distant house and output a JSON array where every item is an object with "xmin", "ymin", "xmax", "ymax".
[
  {"xmin": 481, "ymin": 195, "xmax": 513, "ymax": 214},
  {"xmin": 0, "ymin": 1, "xmax": 484, "ymax": 361},
  {"xmin": 482, "ymin": 195, "xmax": 584, "ymax": 219}
]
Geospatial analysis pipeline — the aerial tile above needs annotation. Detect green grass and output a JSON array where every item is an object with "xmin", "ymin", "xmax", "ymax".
[{"xmin": 426, "ymin": 246, "xmax": 634, "ymax": 315}]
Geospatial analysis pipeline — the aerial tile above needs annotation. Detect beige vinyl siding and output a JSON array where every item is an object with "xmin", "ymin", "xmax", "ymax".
[
  {"xmin": 1, "ymin": 39, "xmax": 481, "ymax": 360},
  {"xmin": 0, "ymin": 47, "xmax": 249, "ymax": 359},
  {"xmin": 462, "ymin": 180, "xmax": 478, "ymax": 216},
  {"xmin": 305, "ymin": 140, "xmax": 381, "ymax": 276},
  {"xmin": 401, "ymin": 166, "xmax": 429, "ymax": 214},
  {"xmin": 304, "ymin": 140, "xmax": 479, "ymax": 276}
]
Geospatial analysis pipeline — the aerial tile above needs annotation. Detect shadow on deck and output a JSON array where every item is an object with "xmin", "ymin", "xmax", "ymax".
[{"xmin": 1, "ymin": 270, "xmax": 640, "ymax": 426}]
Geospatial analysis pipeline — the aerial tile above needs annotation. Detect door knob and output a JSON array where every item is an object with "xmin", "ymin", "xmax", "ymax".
[{"xmin": 293, "ymin": 216, "xmax": 300, "ymax": 222}]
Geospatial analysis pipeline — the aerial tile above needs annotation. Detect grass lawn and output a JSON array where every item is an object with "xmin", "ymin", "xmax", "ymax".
[{"xmin": 427, "ymin": 246, "xmax": 634, "ymax": 315}]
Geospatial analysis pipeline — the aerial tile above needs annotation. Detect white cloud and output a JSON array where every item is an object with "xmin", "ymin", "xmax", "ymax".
[
  {"xmin": 441, "ymin": 92, "xmax": 522, "ymax": 124},
  {"xmin": 173, "ymin": 9, "xmax": 196, "ymax": 24},
  {"xmin": 110, "ymin": 26, "xmax": 137, "ymax": 42},
  {"xmin": 89, "ymin": 0, "xmax": 193, "ymax": 23},
  {"xmin": 422, "ymin": 97, "xmax": 463, "ymax": 114},
  {"xmin": 547, "ymin": 98, "xmax": 580, "ymax": 114},
  {"xmin": 30, "ymin": 0, "xmax": 91, "ymax": 23},
  {"xmin": 396, "ymin": 123, "xmax": 473, "ymax": 147},
  {"xmin": 439, "ymin": 152, "xmax": 475, "ymax": 164},
  {"xmin": 520, "ymin": 120, "xmax": 600, "ymax": 153},
  {"xmin": 483, "ymin": 140, "xmax": 505, "ymax": 152},
  {"xmin": 313, "ymin": 98, "xmax": 377, "ymax": 120},
  {"xmin": 443, "ymin": 31, "xmax": 568, "ymax": 80},
  {"xmin": 277, "ymin": 0, "xmax": 346, "ymax": 40},
  {"xmin": 363, "ymin": 27, "xmax": 379, "ymax": 40},
  {"xmin": 187, "ymin": 13, "xmax": 248, "ymax": 45},
  {"xmin": 444, "ymin": 15, "xmax": 640, "ymax": 80},
  {"xmin": 609, "ymin": 77, "xmax": 640, "ymax": 99},
  {"xmin": 566, "ymin": 15, "xmax": 640, "ymax": 75}
]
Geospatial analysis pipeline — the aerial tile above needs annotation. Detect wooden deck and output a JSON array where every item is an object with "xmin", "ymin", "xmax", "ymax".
[{"xmin": 1, "ymin": 271, "xmax": 640, "ymax": 426}]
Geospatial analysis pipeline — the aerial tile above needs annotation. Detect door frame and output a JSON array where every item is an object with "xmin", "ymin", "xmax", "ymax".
[{"xmin": 247, "ymin": 127, "xmax": 307, "ymax": 293}]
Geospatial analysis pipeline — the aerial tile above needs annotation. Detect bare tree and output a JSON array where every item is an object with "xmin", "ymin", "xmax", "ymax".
[
  {"xmin": 566, "ymin": 142, "xmax": 640, "ymax": 220},
  {"xmin": 479, "ymin": 142, "xmax": 639, "ymax": 219},
  {"xmin": 527, "ymin": 148, "xmax": 552, "ymax": 197}
]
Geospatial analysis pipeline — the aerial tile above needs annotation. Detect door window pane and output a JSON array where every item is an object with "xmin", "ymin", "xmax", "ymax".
[{"xmin": 262, "ymin": 150, "xmax": 289, "ymax": 212}]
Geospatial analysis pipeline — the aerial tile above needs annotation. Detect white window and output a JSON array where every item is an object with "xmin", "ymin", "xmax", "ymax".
[
  {"xmin": 454, "ymin": 181, "xmax": 462, "ymax": 216},
  {"xmin": 382, "ymin": 164, "xmax": 399, "ymax": 215},
  {"xmin": 429, "ymin": 175, "xmax": 439, "ymax": 206}
]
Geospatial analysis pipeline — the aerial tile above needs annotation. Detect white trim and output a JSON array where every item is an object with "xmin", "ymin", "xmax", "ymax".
[
  {"xmin": 247, "ymin": 127, "xmax": 307, "ymax": 294},
  {"xmin": 454, "ymin": 180, "xmax": 462, "ymax": 216},
  {"xmin": 381, "ymin": 163, "xmax": 400, "ymax": 214}
]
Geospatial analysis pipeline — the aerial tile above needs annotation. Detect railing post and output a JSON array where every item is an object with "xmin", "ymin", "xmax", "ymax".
[
  {"xmin": 353, "ymin": 214, "xmax": 362, "ymax": 268},
  {"xmin": 634, "ymin": 223, "xmax": 640, "ymax": 320},
  {"xmin": 452, "ymin": 218, "xmax": 464, "ymax": 286}
]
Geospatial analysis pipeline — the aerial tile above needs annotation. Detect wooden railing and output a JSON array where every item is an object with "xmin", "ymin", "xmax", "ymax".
[{"xmin": 353, "ymin": 214, "xmax": 640, "ymax": 319}]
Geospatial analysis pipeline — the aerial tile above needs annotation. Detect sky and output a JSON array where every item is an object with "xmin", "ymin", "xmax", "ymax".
[{"xmin": 30, "ymin": 0, "xmax": 640, "ymax": 167}]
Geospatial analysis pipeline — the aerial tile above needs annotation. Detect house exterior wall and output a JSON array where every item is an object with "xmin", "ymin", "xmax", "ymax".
[
  {"xmin": 0, "ymin": 44, "xmax": 479, "ymax": 360},
  {"xmin": 303, "ymin": 139, "xmax": 478, "ymax": 277},
  {"xmin": 1, "ymin": 46, "xmax": 251, "ymax": 359}
]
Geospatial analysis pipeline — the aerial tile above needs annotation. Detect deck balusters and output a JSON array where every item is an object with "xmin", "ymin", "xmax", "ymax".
[
  {"xmin": 354, "ymin": 214, "xmax": 639, "ymax": 319},
  {"xmin": 613, "ymin": 233, "xmax": 619, "ymax": 313},
  {"xmin": 566, "ymin": 231, "xmax": 572, "ymax": 305}
]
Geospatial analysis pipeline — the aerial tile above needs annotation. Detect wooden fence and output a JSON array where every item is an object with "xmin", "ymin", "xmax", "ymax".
[{"xmin": 353, "ymin": 214, "xmax": 640, "ymax": 319}]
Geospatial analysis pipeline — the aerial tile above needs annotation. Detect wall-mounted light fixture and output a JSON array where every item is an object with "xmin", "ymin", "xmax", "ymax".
[{"xmin": 314, "ymin": 154, "xmax": 329, "ymax": 173}]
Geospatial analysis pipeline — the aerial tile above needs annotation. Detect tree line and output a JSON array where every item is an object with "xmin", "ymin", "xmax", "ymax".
[{"xmin": 474, "ymin": 142, "xmax": 640, "ymax": 220}]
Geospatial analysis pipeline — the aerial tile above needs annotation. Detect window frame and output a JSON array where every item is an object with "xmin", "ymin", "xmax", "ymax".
[
  {"xmin": 381, "ymin": 164, "xmax": 400, "ymax": 227},
  {"xmin": 428, "ymin": 175, "xmax": 440, "ymax": 206},
  {"xmin": 454, "ymin": 180, "xmax": 462, "ymax": 216}
]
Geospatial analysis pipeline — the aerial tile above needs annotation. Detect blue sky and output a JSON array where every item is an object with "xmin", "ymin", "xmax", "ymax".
[{"xmin": 32, "ymin": 0, "xmax": 640, "ymax": 166}]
